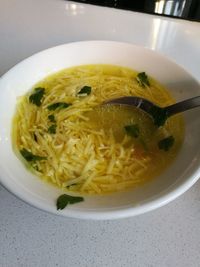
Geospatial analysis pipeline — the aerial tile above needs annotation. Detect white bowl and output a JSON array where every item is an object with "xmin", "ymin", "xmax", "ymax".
[{"xmin": 0, "ymin": 41, "xmax": 200, "ymax": 220}]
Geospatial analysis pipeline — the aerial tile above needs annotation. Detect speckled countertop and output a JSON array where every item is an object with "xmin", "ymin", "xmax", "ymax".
[{"xmin": 1, "ymin": 1, "xmax": 200, "ymax": 266}]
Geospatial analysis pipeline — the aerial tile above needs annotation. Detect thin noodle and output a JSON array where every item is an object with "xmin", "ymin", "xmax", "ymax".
[{"xmin": 12, "ymin": 64, "xmax": 184, "ymax": 195}]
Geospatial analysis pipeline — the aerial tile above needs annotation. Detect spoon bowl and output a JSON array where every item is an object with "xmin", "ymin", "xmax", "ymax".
[{"xmin": 104, "ymin": 96, "xmax": 200, "ymax": 126}]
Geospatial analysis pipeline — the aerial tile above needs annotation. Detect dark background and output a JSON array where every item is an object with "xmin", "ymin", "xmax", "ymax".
[{"xmin": 71, "ymin": 0, "xmax": 200, "ymax": 22}]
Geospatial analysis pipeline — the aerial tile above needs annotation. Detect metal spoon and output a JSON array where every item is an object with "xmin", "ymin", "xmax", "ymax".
[{"xmin": 103, "ymin": 96, "xmax": 200, "ymax": 126}]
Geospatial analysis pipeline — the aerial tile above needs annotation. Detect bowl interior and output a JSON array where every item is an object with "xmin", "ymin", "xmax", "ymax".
[{"xmin": 0, "ymin": 41, "xmax": 200, "ymax": 219}]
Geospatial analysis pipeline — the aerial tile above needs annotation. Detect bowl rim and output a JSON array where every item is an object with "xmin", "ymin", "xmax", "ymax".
[{"xmin": 0, "ymin": 40, "xmax": 200, "ymax": 220}]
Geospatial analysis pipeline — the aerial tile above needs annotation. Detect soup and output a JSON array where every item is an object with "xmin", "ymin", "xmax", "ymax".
[{"xmin": 12, "ymin": 65, "xmax": 184, "ymax": 194}]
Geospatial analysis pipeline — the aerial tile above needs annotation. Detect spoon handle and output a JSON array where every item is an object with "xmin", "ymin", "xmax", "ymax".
[{"xmin": 166, "ymin": 96, "xmax": 200, "ymax": 116}]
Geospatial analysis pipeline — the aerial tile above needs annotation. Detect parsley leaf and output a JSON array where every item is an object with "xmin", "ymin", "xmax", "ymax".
[
  {"xmin": 29, "ymin": 87, "xmax": 45, "ymax": 107},
  {"xmin": 20, "ymin": 148, "xmax": 47, "ymax": 162},
  {"xmin": 56, "ymin": 194, "xmax": 84, "ymax": 210},
  {"xmin": 48, "ymin": 124, "xmax": 57, "ymax": 134},
  {"xmin": 47, "ymin": 102, "xmax": 71, "ymax": 111},
  {"xmin": 48, "ymin": 114, "xmax": 56, "ymax": 123},
  {"xmin": 149, "ymin": 106, "xmax": 169, "ymax": 127},
  {"xmin": 158, "ymin": 136, "xmax": 175, "ymax": 151},
  {"xmin": 137, "ymin": 72, "xmax": 150, "ymax": 87},
  {"xmin": 124, "ymin": 124, "xmax": 140, "ymax": 138},
  {"xmin": 77, "ymin": 86, "xmax": 91, "ymax": 96}
]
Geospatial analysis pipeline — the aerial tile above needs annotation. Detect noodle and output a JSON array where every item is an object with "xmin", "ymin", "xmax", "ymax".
[{"xmin": 12, "ymin": 64, "xmax": 184, "ymax": 195}]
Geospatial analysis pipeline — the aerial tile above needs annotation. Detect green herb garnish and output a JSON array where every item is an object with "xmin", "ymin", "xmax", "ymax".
[
  {"xmin": 56, "ymin": 194, "xmax": 84, "ymax": 210},
  {"xmin": 136, "ymin": 72, "xmax": 150, "ymax": 87},
  {"xmin": 158, "ymin": 136, "xmax": 175, "ymax": 151},
  {"xmin": 77, "ymin": 86, "xmax": 91, "ymax": 96},
  {"xmin": 48, "ymin": 114, "xmax": 56, "ymax": 123},
  {"xmin": 149, "ymin": 106, "xmax": 169, "ymax": 127},
  {"xmin": 20, "ymin": 148, "xmax": 47, "ymax": 162},
  {"xmin": 29, "ymin": 87, "xmax": 45, "ymax": 107},
  {"xmin": 48, "ymin": 124, "xmax": 57, "ymax": 134},
  {"xmin": 124, "ymin": 124, "xmax": 140, "ymax": 138},
  {"xmin": 47, "ymin": 102, "xmax": 71, "ymax": 111}
]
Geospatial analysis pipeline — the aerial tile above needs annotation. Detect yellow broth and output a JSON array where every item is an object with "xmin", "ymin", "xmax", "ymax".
[{"xmin": 12, "ymin": 64, "xmax": 184, "ymax": 194}]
